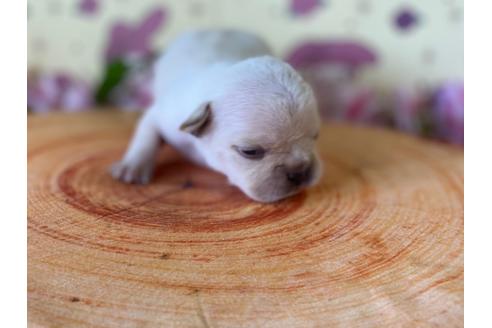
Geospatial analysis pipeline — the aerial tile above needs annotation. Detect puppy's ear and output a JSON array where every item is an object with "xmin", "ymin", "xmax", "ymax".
[{"xmin": 179, "ymin": 102, "xmax": 212, "ymax": 137}]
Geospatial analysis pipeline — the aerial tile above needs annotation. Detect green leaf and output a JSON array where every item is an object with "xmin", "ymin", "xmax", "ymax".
[{"xmin": 95, "ymin": 59, "xmax": 129, "ymax": 105}]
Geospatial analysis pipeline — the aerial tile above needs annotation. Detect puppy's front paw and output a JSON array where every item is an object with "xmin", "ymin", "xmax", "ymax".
[{"xmin": 110, "ymin": 161, "xmax": 154, "ymax": 185}]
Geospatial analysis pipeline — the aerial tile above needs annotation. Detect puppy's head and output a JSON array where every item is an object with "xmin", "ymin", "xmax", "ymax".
[{"xmin": 180, "ymin": 57, "xmax": 322, "ymax": 202}]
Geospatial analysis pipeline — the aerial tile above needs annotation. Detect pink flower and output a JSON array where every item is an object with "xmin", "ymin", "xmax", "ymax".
[
  {"xmin": 286, "ymin": 41, "xmax": 378, "ymax": 122},
  {"xmin": 290, "ymin": 0, "xmax": 324, "ymax": 17},
  {"xmin": 300, "ymin": 64, "xmax": 354, "ymax": 120},
  {"xmin": 433, "ymin": 81, "xmax": 464, "ymax": 144},
  {"xmin": 28, "ymin": 72, "xmax": 93, "ymax": 113},
  {"xmin": 338, "ymin": 87, "xmax": 386, "ymax": 124},
  {"xmin": 393, "ymin": 87, "xmax": 432, "ymax": 135},
  {"xmin": 108, "ymin": 56, "xmax": 154, "ymax": 111}
]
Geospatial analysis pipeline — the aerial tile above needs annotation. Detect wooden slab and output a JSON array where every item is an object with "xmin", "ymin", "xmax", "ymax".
[{"xmin": 28, "ymin": 111, "xmax": 463, "ymax": 327}]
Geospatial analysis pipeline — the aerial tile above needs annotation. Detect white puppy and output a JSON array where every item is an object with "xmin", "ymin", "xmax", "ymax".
[{"xmin": 111, "ymin": 29, "xmax": 322, "ymax": 202}]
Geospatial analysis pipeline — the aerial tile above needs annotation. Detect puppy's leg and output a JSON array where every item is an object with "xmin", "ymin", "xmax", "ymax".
[{"xmin": 111, "ymin": 110, "xmax": 162, "ymax": 184}]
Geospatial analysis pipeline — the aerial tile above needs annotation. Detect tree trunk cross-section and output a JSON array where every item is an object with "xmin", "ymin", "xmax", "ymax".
[{"xmin": 28, "ymin": 111, "xmax": 463, "ymax": 327}]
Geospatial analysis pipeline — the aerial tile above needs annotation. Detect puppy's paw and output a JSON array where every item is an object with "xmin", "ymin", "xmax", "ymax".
[{"xmin": 110, "ymin": 160, "xmax": 154, "ymax": 185}]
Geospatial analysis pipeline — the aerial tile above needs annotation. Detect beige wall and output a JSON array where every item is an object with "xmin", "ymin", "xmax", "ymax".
[{"xmin": 27, "ymin": 0, "xmax": 463, "ymax": 89}]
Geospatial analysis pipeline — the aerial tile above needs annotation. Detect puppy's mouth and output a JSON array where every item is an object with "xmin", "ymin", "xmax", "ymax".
[
  {"xmin": 237, "ymin": 155, "xmax": 322, "ymax": 203},
  {"xmin": 249, "ymin": 187, "xmax": 304, "ymax": 203},
  {"xmin": 246, "ymin": 177, "xmax": 313, "ymax": 203}
]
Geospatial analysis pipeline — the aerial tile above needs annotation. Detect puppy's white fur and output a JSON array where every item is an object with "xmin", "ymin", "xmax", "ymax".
[{"xmin": 112, "ymin": 29, "xmax": 322, "ymax": 202}]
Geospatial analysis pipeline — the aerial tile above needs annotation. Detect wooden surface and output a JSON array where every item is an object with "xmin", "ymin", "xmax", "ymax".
[{"xmin": 28, "ymin": 111, "xmax": 463, "ymax": 327}]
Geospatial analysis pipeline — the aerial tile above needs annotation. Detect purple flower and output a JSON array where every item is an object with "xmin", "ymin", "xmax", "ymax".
[
  {"xmin": 111, "ymin": 70, "xmax": 154, "ymax": 111},
  {"xmin": 107, "ymin": 56, "xmax": 155, "ymax": 111},
  {"xmin": 433, "ymin": 81, "xmax": 464, "ymax": 144},
  {"xmin": 28, "ymin": 72, "xmax": 93, "ymax": 113},
  {"xmin": 105, "ymin": 8, "xmax": 166, "ymax": 62},
  {"xmin": 290, "ymin": 0, "xmax": 324, "ymax": 17},
  {"xmin": 286, "ymin": 41, "xmax": 377, "ymax": 72},
  {"xmin": 339, "ymin": 87, "xmax": 383, "ymax": 123},
  {"xmin": 78, "ymin": 0, "xmax": 99, "ymax": 15},
  {"xmin": 393, "ymin": 87, "xmax": 432, "ymax": 134},
  {"xmin": 394, "ymin": 8, "xmax": 419, "ymax": 31},
  {"xmin": 285, "ymin": 41, "xmax": 377, "ymax": 121}
]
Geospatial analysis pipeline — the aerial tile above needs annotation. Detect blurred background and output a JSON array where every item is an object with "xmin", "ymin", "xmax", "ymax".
[{"xmin": 27, "ymin": 0, "xmax": 463, "ymax": 144}]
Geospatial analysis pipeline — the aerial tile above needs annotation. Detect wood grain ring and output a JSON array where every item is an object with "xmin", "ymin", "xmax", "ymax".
[{"xmin": 28, "ymin": 112, "xmax": 463, "ymax": 327}]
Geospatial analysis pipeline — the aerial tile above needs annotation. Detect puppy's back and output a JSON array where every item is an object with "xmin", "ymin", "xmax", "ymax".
[
  {"xmin": 154, "ymin": 30, "xmax": 272, "ymax": 93},
  {"xmin": 166, "ymin": 29, "xmax": 271, "ymax": 66}
]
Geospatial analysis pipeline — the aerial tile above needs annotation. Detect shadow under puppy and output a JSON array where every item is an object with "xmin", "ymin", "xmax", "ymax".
[{"xmin": 111, "ymin": 29, "xmax": 322, "ymax": 202}]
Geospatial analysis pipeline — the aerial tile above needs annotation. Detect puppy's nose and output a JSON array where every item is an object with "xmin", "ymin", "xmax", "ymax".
[{"xmin": 286, "ymin": 164, "xmax": 312, "ymax": 187}]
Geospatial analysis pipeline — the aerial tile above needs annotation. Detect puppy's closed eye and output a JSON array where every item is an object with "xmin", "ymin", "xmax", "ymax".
[{"xmin": 233, "ymin": 145, "xmax": 266, "ymax": 160}]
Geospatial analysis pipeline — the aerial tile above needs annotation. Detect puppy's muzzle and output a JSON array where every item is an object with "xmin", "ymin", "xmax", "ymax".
[{"xmin": 285, "ymin": 161, "xmax": 313, "ymax": 187}]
